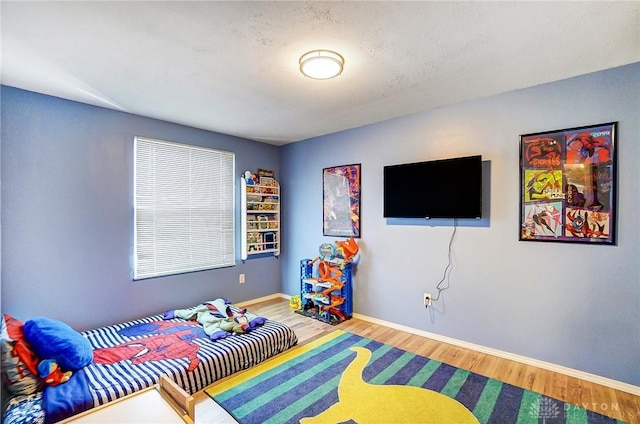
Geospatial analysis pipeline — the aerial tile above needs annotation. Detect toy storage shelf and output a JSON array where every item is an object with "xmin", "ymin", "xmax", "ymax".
[
  {"xmin": 297, "ymin": 259, "xmax": 352, "ymax": 325},
  {"xmin": 241, "ymin": 173, "xmax": 280, "ymax": 260}
]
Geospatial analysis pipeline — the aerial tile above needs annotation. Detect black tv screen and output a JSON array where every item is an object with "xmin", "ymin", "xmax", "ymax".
[{"xmin": 383, "ymin": 155, "xmax": 482, "ymax": 219}]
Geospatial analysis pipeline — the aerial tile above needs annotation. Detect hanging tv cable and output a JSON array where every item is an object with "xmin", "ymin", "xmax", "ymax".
[{"xmin": 432, "ymin": 219, "xmax": 457, "ymax": 302}]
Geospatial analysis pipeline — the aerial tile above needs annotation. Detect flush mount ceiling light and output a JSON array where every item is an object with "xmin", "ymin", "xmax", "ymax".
[{"xmin": 299, "ymin": 50, "xmax": 344, "ymax": 80}]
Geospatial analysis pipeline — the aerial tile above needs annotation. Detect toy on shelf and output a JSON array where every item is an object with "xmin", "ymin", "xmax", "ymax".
[
  {"xmin": 296, "ymin": 238, "xmax": 359, "ymax": 325},
  {"xmin": 335, "ymin": 237, "xmax": 360, "ymax": 264}
]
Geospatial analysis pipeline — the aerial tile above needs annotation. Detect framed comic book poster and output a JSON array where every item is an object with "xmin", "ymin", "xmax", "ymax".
[
  {"xmin": 519, "ymin": 122, "xmax": 617, "ymax": 245},
  {"xmin": 323, "ymin": 164, "xmax": 361, "ymax": 238}
]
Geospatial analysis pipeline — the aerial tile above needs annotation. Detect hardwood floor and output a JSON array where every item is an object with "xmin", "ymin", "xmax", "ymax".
[{"xmin": 194, "ymin": 297, "xmax": 640, "ymax": 424}]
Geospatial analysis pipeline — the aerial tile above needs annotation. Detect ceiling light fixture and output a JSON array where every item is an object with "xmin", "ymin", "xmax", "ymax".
[{"xmin": 299, "ymin": 50, "xmax": 344, "ymax": 80}]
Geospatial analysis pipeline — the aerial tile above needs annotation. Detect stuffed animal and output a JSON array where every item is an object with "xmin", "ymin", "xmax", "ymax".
[
  {"xmin": 37, "ymin": 359, "xmax": 72, "ymax": 386},
  {"xmin": 233, "ymin": 313, "xmax": 250, "ymax": 333},
  {"xmin": 219, "ymin": 311, "xmax": 251, "ymax": 334}
]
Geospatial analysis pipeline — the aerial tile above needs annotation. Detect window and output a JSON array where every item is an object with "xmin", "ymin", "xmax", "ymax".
[{"xmin": 134, "ymin": 137, "xmax": 235, "ymax": 279}]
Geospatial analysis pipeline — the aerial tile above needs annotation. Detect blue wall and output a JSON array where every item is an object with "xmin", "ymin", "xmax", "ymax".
[
  {"xmin": 1, "ymin": 87, "xmax": 281, "ymax": 330},
  {"xmin": 279, "ymin": 63, "xmax": 640, "ymax": 386}
]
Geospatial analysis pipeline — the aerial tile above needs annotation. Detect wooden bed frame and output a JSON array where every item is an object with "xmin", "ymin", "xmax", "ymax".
[{"xmin": 59, "ymin": 376, "xmax": 195, "ymax": 423}]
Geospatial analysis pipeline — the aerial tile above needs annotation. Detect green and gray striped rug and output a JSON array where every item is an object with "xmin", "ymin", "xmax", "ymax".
[{"xmin": 206, "ymin": 330, "xmax": 624, "ymax": 424}]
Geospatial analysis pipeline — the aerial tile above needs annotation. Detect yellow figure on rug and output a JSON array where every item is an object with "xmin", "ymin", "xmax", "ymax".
[{"xmin": 300, "ymin": 347, "xmax": 479, "ymax": 424}]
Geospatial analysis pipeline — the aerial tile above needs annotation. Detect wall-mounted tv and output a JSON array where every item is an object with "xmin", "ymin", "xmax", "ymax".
[{"xmin": 383, "ymin": 155, "xmax": 482, "ymax": 219}]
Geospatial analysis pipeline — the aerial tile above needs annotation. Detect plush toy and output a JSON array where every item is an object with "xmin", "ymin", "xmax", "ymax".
[
  {"xmin": 37, "ymin": 359, "xmax": 72, "ymax": 386},
  {"xmin": 217, "ymin": 312, "xmax": 250, "ymax": 335},
  {"xmin": 233, "ymin": 313, "xmax": 250, "ymax": 332}
]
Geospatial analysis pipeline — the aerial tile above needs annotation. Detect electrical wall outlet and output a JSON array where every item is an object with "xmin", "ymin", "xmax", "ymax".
[
  {"xmin": 239, "ymin": 274, "xmax": 245, "ymax": 284},
  {"xmin": 424, "ymin": 293, "xmax": 432, "ymax": 307}
]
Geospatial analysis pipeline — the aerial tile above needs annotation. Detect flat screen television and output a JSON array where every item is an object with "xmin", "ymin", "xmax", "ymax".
[{"xmin": 383, "ymin": 155, "xmax": 482, "ymax": 219}]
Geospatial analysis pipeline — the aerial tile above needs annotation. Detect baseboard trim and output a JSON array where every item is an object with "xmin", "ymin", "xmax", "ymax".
[
  {"xmin": 236, "ymin": 293, "xmax": 286, "ymax": 308},
  {"xmin": 248, "ymin": 293, "xmax": 639, "ymax": 396},
  {"xmin": 351, "ymin": 312, "xmax": 640, "ymax": 396}
]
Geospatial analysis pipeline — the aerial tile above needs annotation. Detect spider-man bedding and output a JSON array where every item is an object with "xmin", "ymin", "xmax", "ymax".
[{"xmin": 2, "ymin": 300, "xmax": 298, "ymax": 423}]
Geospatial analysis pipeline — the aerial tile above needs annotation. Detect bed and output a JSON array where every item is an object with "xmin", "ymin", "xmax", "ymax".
[{"xmin": 2, "ymin": 299, "xmax": 298, "ymax": 423}]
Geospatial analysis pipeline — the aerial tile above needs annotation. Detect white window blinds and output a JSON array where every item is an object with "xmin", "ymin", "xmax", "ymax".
[{"xmin": 134, "ymin": 137, "xmax": 235, "ymax": 279}]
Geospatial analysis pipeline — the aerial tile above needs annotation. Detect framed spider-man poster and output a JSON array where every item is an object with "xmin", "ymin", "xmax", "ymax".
[{"xmin": 519, "ymin": 122, "xmax": 617, "ymax": 245}]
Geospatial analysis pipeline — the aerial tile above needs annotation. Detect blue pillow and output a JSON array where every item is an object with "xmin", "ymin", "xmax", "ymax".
[{"xmin": 23, "ymin": 317, "xmax": 93, "ymax": 371}]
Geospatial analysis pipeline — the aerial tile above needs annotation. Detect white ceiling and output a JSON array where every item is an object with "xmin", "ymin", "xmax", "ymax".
[{"xmin": 2, "ymin": 1, "xmax": 639, "ymax": 146}]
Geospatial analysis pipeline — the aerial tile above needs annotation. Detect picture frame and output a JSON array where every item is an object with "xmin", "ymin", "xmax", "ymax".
[
  {"xmin": 519, "ymin": 122, "xmax": 617, "ymax": 245},
  {"xmin": 323, "ymin": 164, "xmax": 361, "ymax": 238}
]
